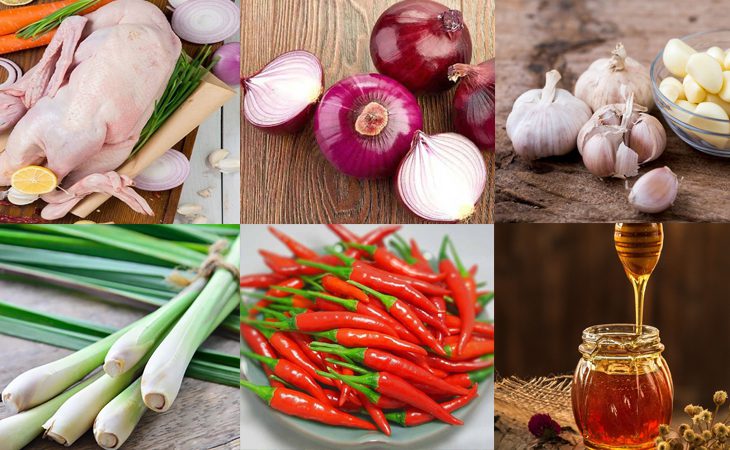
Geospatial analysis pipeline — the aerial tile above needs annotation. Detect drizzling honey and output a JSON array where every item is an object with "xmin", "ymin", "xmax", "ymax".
[{"xmin": 614, "ymin": 223, "xmax": 663, "ymax": 331}]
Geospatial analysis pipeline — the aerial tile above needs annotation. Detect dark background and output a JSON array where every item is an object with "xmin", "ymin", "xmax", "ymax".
[{"xmin": 496, "ymin": 223, "xmax": 730, "ymax": 408}]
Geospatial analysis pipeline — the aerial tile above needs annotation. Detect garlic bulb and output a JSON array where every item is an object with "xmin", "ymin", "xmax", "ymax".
[
  {"xmin": 629, "ymin": 167, "xmax": 678, "ymax": 213},
  {"xmin": 506, "ymin": 70, "xmax": 591, "ymax": 160},
  {"xmin": 574, "ymin": 43, "xmax": 653, "ymax": 112},
  {"xmin": 577, "ymin": 93, "xmax": 666, "ymax": 178}
]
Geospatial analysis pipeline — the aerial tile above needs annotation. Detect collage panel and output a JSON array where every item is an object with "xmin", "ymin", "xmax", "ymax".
[
  {"xmin": 495, "ymin": 223, "xmax": 730, "ymax": 449},
  {"xmin": 240, "ymin": 224, "xmax": 494, "ymax": 449},
  {"xmin": 0, "ymin": 0, "xmax": 241, "ymax": 224},
  {"xmin": 0, "ymin": 225, "xmax": 241, "ymax": 449},
  {"xmin": 241, "ymin": 0, "xmax": 495, "ymax": 224}
]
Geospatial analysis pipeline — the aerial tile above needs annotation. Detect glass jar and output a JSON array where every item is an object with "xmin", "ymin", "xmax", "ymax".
[{"xmin": 571, "ymin": 324, "xmax": 673, "ymax": 450}]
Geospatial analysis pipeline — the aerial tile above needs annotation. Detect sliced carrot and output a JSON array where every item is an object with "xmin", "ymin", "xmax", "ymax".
[
  {"xmin": 0, "ymin": 0, "xmax": 115, "ymax": 37},
  {"xmin": 0, "ymin": 30, "xmax": 55, "ymax": 55}
]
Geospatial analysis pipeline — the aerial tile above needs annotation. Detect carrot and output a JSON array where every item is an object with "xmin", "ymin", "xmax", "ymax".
[
  {"xmin": 0, "ymin": 30, "xmax": 55, "ymax": 56},
  {"xmin": 0, "ymin": 0, "xmax": 114, "ymax": 37}
]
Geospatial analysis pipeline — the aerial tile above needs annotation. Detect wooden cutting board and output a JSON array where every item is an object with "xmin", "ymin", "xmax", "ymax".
[{"xmin": 0, "ymin": 0, "xmax": 217, "ymax": 224}]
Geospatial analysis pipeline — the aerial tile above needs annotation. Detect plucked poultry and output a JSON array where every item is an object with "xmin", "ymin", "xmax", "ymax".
[{"xmin": 0, "ymin": 0, "xmax": 181, "ymax": 219}]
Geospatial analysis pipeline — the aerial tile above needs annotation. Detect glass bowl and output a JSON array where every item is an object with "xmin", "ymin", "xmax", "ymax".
[{"xmin": 651, "ymin": 30, "xmax": 730, "ymax": 157}]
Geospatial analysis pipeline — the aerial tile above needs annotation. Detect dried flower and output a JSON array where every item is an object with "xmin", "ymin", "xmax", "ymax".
[
  {"xmin": 713, "ymin": 391, "xmax": 727, "ymax": 406},
  {"xmin": 657, "ymin": 442, "xmax": 670, "ymax": 450},
  {"xmin": 528, "ymin": 413, "xmax": 561, "ymax": 439},
  {"xmin": 685, "ymin": 404, "xmax": 703, "ymax": 416}
]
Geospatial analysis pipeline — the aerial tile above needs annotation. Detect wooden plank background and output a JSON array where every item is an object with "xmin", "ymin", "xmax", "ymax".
[
  {"xmin": 495, "ymin": 223, "xmax": 730, "ymax": 409},
  {"xmin": 0, "ymin": 0, "xmax": 226, "ymax": 224},
  {"xmin": 496, "ymin": 0, "xmax": 730, "ymax": 222},
  {"xmin": 0, "ymin": 279, "xmax": 239, "ymax": 449},
  {"xmin": 241, "ymin": 0, "xmax": 495, "ymax": 223}
]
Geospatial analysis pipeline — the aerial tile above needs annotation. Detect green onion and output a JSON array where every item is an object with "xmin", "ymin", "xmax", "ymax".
[
  {"xmin": 141, "ymin": 237, "xmax": 240, "ymax": 412},
  {"xmin": 93, "ymin": 378, "xmax": 146, "ymax": 449},
  {"xmin": 132, "ymin": 47, "xmax": 215, "ymax": 155},
  {"xmin": 0, "ymin": 372, "xmax": 102, "ymax": 450},
  {"xmin": 15, "ymin": 0, "xmax": 100, "ymax": 40}
]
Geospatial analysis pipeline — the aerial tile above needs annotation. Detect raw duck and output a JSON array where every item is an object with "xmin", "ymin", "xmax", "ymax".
[{"xmin": 0, "ymin": 0, "xmax": 181, "ymax": 219}]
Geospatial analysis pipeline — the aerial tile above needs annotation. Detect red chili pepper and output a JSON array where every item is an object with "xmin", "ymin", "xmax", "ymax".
[
  {"xmin": 326, "ymin": 224, "xmax": 361, "ymax": 243},
  {"xmin": 268, "ymin": 226, "xmax": 319, "ymax": 259},
  {"xmin": 443, "ymin": 336, "xmax": 494, "ymax": 361},
  {"xmin": 242, "ymin": 351, "xmax": 332, "ymax": 405},
  {"xmin": 444, "ymin": 315, "xmax": 494, "ymax": 339},
  {"xmin": 350, "ymin": 281, "xmax": 446, "ymax": 356},
  {"xmin": 439, "ymin": 258, "xmax": 473, "ymax": 357},
  {"xmin": 240, "ymin": 380, "xmax": 376, "ymax": 430},
  {"xmin": 240, "ymin": 324, "xmax": 283, "ymax": 387},
  {"xmin": 259, "ymin": 311, "xmax": 399, "ymax": 337},
  {"xmin": 356, "ymin": 391, "xmax": 391, "ymax": 436},
  {"xmin": 321, "ymin": 274, "xmax": 369, "ymax": 303},
  {"xmin": 360, "ymin": 225, "xmax": 402, "ymax": 246},
  {"xmin": 255, "ymin": 327, "xmax": 335, "ymax": 387},
  {"xmin": 312, "ymin": 343, "xmax": 468, "ymax": 397},
  {"xmin": 425, "ymin": 355, "xmax": 494, "ymax": 373},
  {"xmin": 469, "ymin": 264, "xmax": 478, "ymax": 277},
  {"xmin": 409, "ymin": 239, "xmax": 435, "ymax": 273},
  {"xmin": 319, "ymin": 369, "xmax": 463, "ymax": 426},
  {"xmin": 268, "ymin": 278, "xmax": 305, "ymax": 297},
  {"xmin": 384, "ymin": 386, "xmax": 478, "ymax": 427},
  {"xmin": 240, "ymin": 272, "xmax": 287, "ymax": 288},
  {"xmin": 324, "ymin": 390, "xmax": 361, "ymax": 412},
  {"xmin": 288, "ymin": 332, "xmax": 327, "ymax": 369},
  {"xmin": 258, "ymin": 294, "xmax": 314, "ymax": 310},
  {"xmin": 475, "ymin": 292, "xmax": 494, "ymax": 315},
  {"xmin": 347, "ymin": 242, "xmax": 445, "ymax": 283},
  {"xmin": 410, "ymin": 304, "xmax": 449, "ymax": 334},
  {"xmin": 312, "ymin": 329, "xmax": 427, "ymax": 356}
]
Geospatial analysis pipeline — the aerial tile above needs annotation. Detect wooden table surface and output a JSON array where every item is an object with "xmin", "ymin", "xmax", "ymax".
[
  {"xmin": 0, "ymin": 279, "xmax": 240, "ymax": 450},
  {"xmin": 241, "ymin": 0, "xmax": 495, "ymax": 224},
  {"xmin": 495, "ymin": 0, "xmax": 730, "ymax": 222},
  {"xmin": 0, "ymin": 0, "xmax": 228, "ymax": 224}
]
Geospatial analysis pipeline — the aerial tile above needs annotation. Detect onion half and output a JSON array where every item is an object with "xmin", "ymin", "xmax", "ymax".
[
  {"xmin": 314, "ymin": 73, "xmax": 423, "ymax": 178},
  {"xmin": 370, "ymin": 0, "xmax": 472, "ymax": 93},
  {"xmin": 171, "ymin": 0, "xmax": 240, "ymax": 44},
  {"xmin": 397, "ymin": 132, "xmax": 486, "ymax": 222},
  {"xmin": 243, "ymin": 50, "xmax": 324, "ymax": 134},
  {"xmin": 212, "ymin": 42, "xmax": 240, "ymax": 86},
  {"xmin": 0, "ymin": 58, "xmax": 22, "ymax": 88},
  {"xmin": 134, "ymin": 149, "xmax": 190, "ymax": 191},
  {"xmin": 449, "ymin": 60, "xmax": 495, "ymax": 150}
]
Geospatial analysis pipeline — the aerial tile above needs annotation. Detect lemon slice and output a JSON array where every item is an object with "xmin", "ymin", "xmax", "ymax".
[
  {"xmin": 0, "ymin": 0, "xmax": 35, "ymax": 6},
  {"xmin": 11, "ymin": 165, "xmax": 58, "ymax": 195}
]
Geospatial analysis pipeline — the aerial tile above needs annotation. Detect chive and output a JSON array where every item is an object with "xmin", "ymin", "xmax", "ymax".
[{"xmin": 15, "ymin": 0, "xmax": 100, "ymax": 40}]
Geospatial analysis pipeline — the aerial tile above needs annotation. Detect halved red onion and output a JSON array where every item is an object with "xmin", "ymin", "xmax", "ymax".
[
  {"xmin": 212, "ymin": 42, "xmax": 240, "ymax": 86},
  {"xmin": 134, "ymin": 149, "xmax": 190, "ymax": 191},
  {"xmin": 171, "ymin": 0, "xmax": 240, "ymax": 44},
  {"xmin": 243, "ymin": 50, "xmax": 324, "ymax": 134},
  {"xmin": 449, "ymin": 60, "xmax": 495, "ymax": 150},
  {"xmin": 397, "ymin": 132, "xmax": 486, "ymax": 222},
  {"xmin": 370, "ymin": 0, "xmax": 472, "ymax": 93},
  {"xmin": 314, "ymin": 73, "xmax": 423, "ymax": 178},
  {"xmin": 0, "ymin": 58, "xmax": 22, "ymax": 88}
]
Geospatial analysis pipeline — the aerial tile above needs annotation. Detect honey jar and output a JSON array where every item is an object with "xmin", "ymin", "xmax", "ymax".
[{"xmin": 571, "ymin": 324, "xmax": 673, "ymax": 449}]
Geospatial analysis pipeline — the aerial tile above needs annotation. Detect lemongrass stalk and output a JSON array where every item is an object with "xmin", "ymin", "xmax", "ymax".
[
  {"xmin": 0, "ymin": 373, "xmax": 101, "ymax": 450},
  {"xmin": 103, "ymin": 278, "xmax": 205, "ymax": 377},
  {"xmin": 42, "ymin": 355, "xmax": 148, "ymax": 445},
  {"xmin": 93, "ymin": 378, "xmax": 146, "ymax": 450},
  {"xmin": 1, "ymin": 318, "xmax": 146, "ymax": 414},
  {"xmin": 141, "ymin": 237, "xmax": 240, "ymax": 412}
]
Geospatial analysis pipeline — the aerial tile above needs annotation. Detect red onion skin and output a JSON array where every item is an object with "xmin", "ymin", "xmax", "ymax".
[
  {"xmin": 243, "ymin": 50, "xmax": 324, "ymax": 134},
  {"xmin": 370, "ymin": 0, "xmax": 472, "ymax": 93},
  {"xmin": 450, "ymin": 60, "xmax": 495, "ymax": 150},
  {"xmin": 314, "ymin": 73, "xmax": 423, "ymax": 178}
]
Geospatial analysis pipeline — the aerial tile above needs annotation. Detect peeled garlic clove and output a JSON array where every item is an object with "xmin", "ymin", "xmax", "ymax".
[
  {"xmin": 177, "ymin": 203, "xmax": 203, "ymax": 216},
  {"xmin": 686, "ymin": 53, "xmax": 723, "ymax": 94},
  {"xmin": 613, "ymin": 143, "xmax": 639, "ymax": 179},
  {"xmin": 215, "ymin": 158, "xmax": 240, "ymax": 174},
  {"xmin": 207, "ymin": 149, "xmax": 230, "ymax": 168},
  {"xmin": 506, "ymin": 70, "xmax": 592, "ymax": 160},
  {"xmin": 683, "ymin": 74, "xmax": 707, "ymax": 104},
  {"xmin": 718, "ymin": 72, "xmax": 730, "ymax": 103},
  {"xmin": 663, "ymin": 38, "xmax": 696, "ymax": 78},
  {"xmin": 628, "ymin": 167, "xmax": 678, "ymax": 213},
  {"xmin": 707, "ymin": 47, "xmax": 726, "ymax": 65},
  {"xmin": 659, "ymin": 77, "xmax": 684, "ymax": 103},
  {"xmin": 628, "ymin": 114, "xmax": 667, "ymax": 163},
  {"xmin": 687, "ymin": 102, "xmax": 730, "ymax": 148}
]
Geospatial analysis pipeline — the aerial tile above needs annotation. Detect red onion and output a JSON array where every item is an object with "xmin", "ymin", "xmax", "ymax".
[
  {"xmin": 171, "ymin": 0, "xmax": 240, "ymax": 44},
  {"xmin": 0, "ymin": 58, "xmax": 22, "ymax": 88},
  {"xmin": 212, "ymin": 42, "xmax": 240, "ymax": 86},
  {"xmin": 134, "ymin": 149, "xmax": 190, "ymax": 191},
  {"xmin": 397, "ymin": 132, "xmax": 486, "ymax": 222},
  {"xmin": 314, "ymin": 73, "xmax": 423, "ymax": 178},
  {"xmin": 370, "ymin": 0, "xmax": 472, "ymax": 93},
  {"xmin": 243, "ymin": 50, "xmax": 324, "ymax": 134},
  {"xmin": 449, "ymin": 60, "xmax": 495, "ymax": 150}
]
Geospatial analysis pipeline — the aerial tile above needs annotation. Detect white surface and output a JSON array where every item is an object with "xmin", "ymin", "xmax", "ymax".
[
  {"xmin": 176, "ymin": 5, "xmax": 241, "ymax": 225},
  {"xmin": 240, "ymin": 225, "xmax": 495, "ymax": 450}
]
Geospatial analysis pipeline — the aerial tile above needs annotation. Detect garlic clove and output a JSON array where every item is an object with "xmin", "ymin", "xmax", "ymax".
[
  {"xmin": 580, "ymin": 132, "xmax": 620, "ymax": 178},
  {"xmin": 190, "ymin": 215, "xmax": 209, "ymax": 224},
  {"xmin": 628, "ymin": 114, "xmax": 667, "ymax": 163},
  {"xmin": 207, "ymin": 149, "xmax": 230, "ymax": 168},
  {"xmin": 214, "ymin": 158, "xmax": 240, "ymax": 174},
  {"xmin": 628, "ymin": 167, "xmax": 679, "ymax": 214},
  {"xmin": 663, "ymin": 38, "xmax": 696, "ymax": 78},
  {"xmin": 613, "ymin": 143, "xmax": 639, "ymax": 179},
  {"xmin": 177, "ymin": 203, "xmax": 203, "ymax": 216},
  {"xmin": 197, "ymin": 187, "xmax": 213, "ymax": 198}
]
